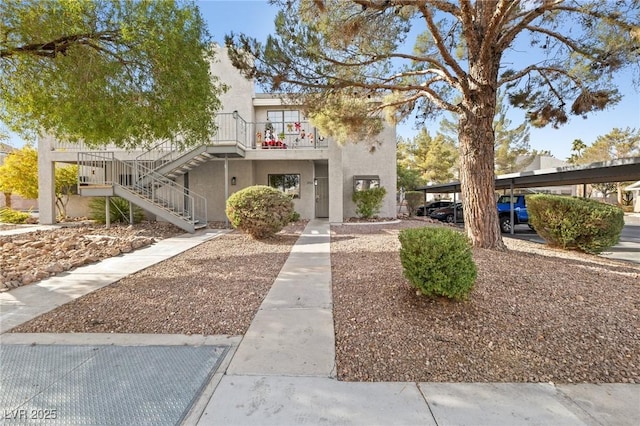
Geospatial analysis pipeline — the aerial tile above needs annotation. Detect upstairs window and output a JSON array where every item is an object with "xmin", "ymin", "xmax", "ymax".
[{"xmin": 267, "ymin": 110, "xmax": 301, "ymax": 138}]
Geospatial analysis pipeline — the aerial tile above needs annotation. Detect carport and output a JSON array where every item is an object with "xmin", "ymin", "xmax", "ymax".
[{"xmin": 417, "ymin": 156, "xmax": 640, "ymax": 234}]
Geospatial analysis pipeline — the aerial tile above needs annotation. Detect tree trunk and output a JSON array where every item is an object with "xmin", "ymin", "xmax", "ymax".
[
  {"xmin": 617, "ymin": 183, "xmax": 624, "ymax": 205},
  {"xmin": 3, "ymin": 192, "xmax": 11, "ymax": 209},
  {"xmin": 55, "ymin": 195, "xmax": 68, "ymax": 220},
  {"xmin": 458, "ymin": 64, "xmax": 505, "ymax": 250}
]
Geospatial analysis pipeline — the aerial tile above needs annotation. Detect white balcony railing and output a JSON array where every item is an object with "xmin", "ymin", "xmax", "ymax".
[{"xmin": 51, "ymin": 114, "xmax": 327, "ymax": 152}]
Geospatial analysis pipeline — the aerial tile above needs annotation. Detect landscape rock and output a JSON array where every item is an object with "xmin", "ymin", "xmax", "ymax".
[
  {"xmin": 21, "ymin": 274, "xmax": 35, "ymax": 285},
  {"xmin": 45, "ymin": 262, "xmax": 65, "ymax": 274},
  {"xmin": 0, "ymin": 222, "xmax": 184, "ymax": 290}
]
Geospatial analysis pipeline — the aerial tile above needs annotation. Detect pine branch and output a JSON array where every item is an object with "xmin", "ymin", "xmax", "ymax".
[{"xmin": 0, "ymin": 31, "xmax": 121, "ymax": 59}]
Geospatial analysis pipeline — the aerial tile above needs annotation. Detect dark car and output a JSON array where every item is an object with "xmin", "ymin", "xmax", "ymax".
[
  {"xmin": 429, "ymin": 202, "xmax": 464, "ymax": 223},
  {"xmin": 416, "ymin": 200, "xmax": 453, "ymax": 216}
]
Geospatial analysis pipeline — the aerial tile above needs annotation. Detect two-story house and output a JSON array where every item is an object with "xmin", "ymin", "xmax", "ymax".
[{"xmin": 37, "ymin": 47, "xmax": 397, "ymax": 232}]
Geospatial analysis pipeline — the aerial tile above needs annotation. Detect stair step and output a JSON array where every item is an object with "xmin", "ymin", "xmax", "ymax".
[{"xmin": 116, "ymin": 146, "xmax": 208, "ymax": 233}]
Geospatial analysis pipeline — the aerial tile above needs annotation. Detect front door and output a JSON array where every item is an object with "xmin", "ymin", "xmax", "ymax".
[{"xmin": 315, "ymin": 177, "xmax": 329, "ymax": 218}]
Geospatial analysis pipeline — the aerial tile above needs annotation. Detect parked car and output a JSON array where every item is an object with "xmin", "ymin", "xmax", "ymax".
[
  {"xmin": 496, "ymin": 194, "xmax": 534, "ymax": 233},
  {"xmin": 416, "ymin": 200, "xmax": 453, "ymax": 216},
  {"xmin": 429, "ymin": 202, "xmax": 464, "ymax": 223}
]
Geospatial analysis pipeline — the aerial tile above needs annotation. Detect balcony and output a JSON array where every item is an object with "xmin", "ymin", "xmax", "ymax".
[
  {"xmin": 50, "ymin": 114, "xmax": 328, "ymax": 154},
  {"xmin": 249, "ymin": 121, "xmax": 328, "ymax": 150}
]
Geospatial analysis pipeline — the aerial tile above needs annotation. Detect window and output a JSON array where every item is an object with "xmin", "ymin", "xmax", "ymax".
[
  {"xmin": 268, "ymin": 174, "xmax": 301, "ymax": 198},
  {"xmin": 353, "ymin": 175, "xmax": 380, "ymax": 192},
  {"xmin": 267, "ymin": 110, "xmax": 301, "ymax": 137}
]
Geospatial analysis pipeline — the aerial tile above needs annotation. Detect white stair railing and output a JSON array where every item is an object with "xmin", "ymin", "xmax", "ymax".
[{"xmin": 78, "ymin": 152, "xmax": 207, "ymax": 228}]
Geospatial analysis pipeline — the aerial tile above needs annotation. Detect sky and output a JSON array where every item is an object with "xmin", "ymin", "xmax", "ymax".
[{"xmin": 3, "ymin": 0, "xmax": 639, "ymax": 161}]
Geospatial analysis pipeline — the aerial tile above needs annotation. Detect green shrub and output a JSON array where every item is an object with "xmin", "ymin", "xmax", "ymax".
[
  {"xmin": 352, "ymin": 187, "xmax": 387, "ymax": 218},
  {"xmin": 404, "ymin": 191, "xmax": 423, "ymax": 216},
  {"xmin": 0, "ymin": 207, "xmax": 31, "ymax": 224},
  {"xmin": 527, "ymin": 194, "xmax": 625, "ymax": 254},
  {"xmin": 398, "ymin": 227, "xmax": 477, "ymax": 301},
  {"xmin": 89, "ymin": 197, "xmax": 144, "ymax": 224},
  {"xmin": 226, "ymin": 185, "xmax": 297, "ymax": 239},
  {"xmin": 289, "ymin": 210, "xmax": 301, "ymax": 222}
]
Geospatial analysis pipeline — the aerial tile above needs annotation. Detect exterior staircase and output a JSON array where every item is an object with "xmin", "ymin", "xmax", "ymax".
[
  {"xmin": 135, "ymin": 141, "xmax": 215, "ymax": 180},
  {"xmin": 77, "ymin": 151, "xmax": 208, "ymax": 233},
  {"xmin": 74, "ymin": 113, "xmax": 257, "ymax": 232}
]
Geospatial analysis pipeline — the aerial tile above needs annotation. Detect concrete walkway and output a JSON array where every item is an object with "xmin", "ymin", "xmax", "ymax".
[
  {"xmin": 0, "ymin": 228, "xmax": 230, "ymax": 334},
  {"xmin": 1, "ymin": 220, "xmax": 638, "ymax": 425},
  {"xmin": 0, "ymin": 224, "xmax": 61, "ymax": 237},
  {"xmin": 195, "ymin": 219, "xmax": 639, "ymax": 426},
  {"xmin": 224, "ymin": 220, "xmax": 335, "ymax": 378}
]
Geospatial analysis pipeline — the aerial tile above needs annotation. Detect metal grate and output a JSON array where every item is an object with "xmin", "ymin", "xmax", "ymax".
[{"xmin": 0, "ymin": 344, "xmax": 229, "ymax": 425}]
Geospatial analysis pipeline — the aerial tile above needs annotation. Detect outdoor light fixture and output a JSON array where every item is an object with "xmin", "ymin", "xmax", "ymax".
[
  {"xmin": 231, "ymin": 176, "xmax": 236, "ymax": 185},
  {"xmin": 232, "ymin": 110, "xmax": 238, "ymax": 119}
]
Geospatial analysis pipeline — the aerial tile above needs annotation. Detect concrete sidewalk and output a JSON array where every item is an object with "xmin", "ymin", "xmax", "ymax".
[
  {"xmin": 195, "ymin": 219, "xmax": 639, "ymax": 426},
  {"xmin": 0, "ymin": 224, "xmax": 61, "ymax": 237},
  {"xmin": 1, "ymin": 220, "xmax": 638, "ymax": 425},
  {"xmin": 0, "ymin": 227, "xmax": 230, "ymax": 334}
]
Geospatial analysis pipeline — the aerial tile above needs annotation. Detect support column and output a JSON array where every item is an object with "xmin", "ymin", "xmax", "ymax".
[
  {"xmin": 224, "ymin": 155, "xmax": 229, "ymax": 228},
  {"xmin": 328, "ymin": 140, "xmax": 343, "ymax": 224},
  {"xmin": 105, "ymin": 196, "xmax": 111, "ymax": 229},
  {"xmin": 510, "ymin": 180, "xmax": 515, "ymax": 235},
  {"xmin": 37, "ymin": 135, "xmax": 56, "ymax": 224}
]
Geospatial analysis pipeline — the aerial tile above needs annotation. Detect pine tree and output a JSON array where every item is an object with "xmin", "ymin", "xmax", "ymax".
[{"xmin": 227, "ymin": 0, "xmax": 640, "ymax": 248}]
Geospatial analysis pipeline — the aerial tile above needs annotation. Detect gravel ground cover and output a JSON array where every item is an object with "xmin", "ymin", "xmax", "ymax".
[
  {"xmin": 10, "ymin": 221, "xmax": 307, "ymax": 335},
  {"xmin": 7, "ymin": 218, "xmax": 639, "ymax": 384},
  {"xmin": 1, "ymin": 221, "xmax": 185, "ymax": 291},
  {"xmin": 331, "ymin": 219, "xmax": 640, "ymax": 384}
]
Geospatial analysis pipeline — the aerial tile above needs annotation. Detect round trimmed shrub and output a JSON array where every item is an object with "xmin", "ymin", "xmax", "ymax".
[
  {"xmin": 226, "ymin": 185, "xmax": 297, "ymax": 239},
  {"xmin": 527, "ymin": 194, "xmax": 624, "ymax": 254},
  {"xmin": 398, "ymin": 226, "xmax": 477, "ymax": 301}
]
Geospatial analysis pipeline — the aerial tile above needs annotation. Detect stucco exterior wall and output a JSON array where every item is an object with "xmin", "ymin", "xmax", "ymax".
[
  {"xmin": 37, "ymin": 143, "xmax": 56, "ymax": 224},
  {"xmin": 64, "ymin": 195, "xmax": 91, "ymax": 218},
  {"xmin": 253, "ymin": 160, "xmax": 316, "ymax": 219},
  {"xmin": 36, "ymin": 47, "xmax": 398, "ymax": 226},
  {"xmin": 0, "ymin": 195, "xmax": 38, "ymax": 211},
  {"xmin": 336, "ymin": 127, "xmax": 397, "ymax": 220},
  {"xmin": 210, "ymin": 46, "xmax": 255, "ymax": 122},
  {"xmin": 327, "ymin": 139, "xmax": 344, "ymax": 223},
  {"xmin": 64, "ymin": 195, "xmax": 155, "ymax": 221},
  {"xmin": 186, "ymin": 158, "xmax": 316, "ymax": 221},
  {"xmin": 253, "ymin": 104, "xmax": 301, "ymax": 123},
  {"xmin": 186, "ymin": 159, "xmax": 255, "ymax": 222}
]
